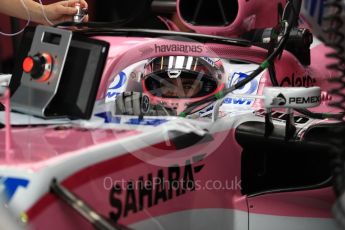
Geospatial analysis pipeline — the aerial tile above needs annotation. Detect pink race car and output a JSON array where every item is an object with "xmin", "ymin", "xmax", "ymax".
[{"xmin": 0, "ymin": 0, "xmax": 344, "ymax": 229}]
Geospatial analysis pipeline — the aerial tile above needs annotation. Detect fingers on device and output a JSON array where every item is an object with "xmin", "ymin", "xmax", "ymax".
[
  {"xmin": 73, "ymin": 3, "xmax": 88, "ymax": 23},
  {"xmin": 10, "ymin": 25, "xmax": 109, "ymax": 119}
]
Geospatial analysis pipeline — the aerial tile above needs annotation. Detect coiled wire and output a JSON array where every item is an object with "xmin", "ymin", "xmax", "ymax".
[{"xmin": 322, "ymin": 0, "xmax": 345, "ymax": 196}]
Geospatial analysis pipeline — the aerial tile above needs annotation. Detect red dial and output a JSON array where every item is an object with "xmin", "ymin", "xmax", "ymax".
[
  {"xmin": 22, "ymin": 57, "xmax": 34, "ymax": 73},
  {"xmin": 22, "ymin": 53, "xmax": 53, "ymax": 82}
]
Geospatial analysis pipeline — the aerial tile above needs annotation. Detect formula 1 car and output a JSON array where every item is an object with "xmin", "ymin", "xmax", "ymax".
[{"xmin": 0, "ymin": 0, "xmax": 344, "ymax": 230}]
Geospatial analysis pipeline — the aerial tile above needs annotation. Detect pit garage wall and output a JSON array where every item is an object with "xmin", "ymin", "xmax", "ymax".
[{"xmin": 0, "ymin": 15, "xmax": 17, "ymax": 72}]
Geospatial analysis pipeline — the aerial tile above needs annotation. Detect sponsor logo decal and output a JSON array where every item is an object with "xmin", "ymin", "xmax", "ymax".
[
  {"xmin": 224, "ymin": 72, "xmax": 259, "ymax": 106},
  {"xmin": 198, "ymin": 104, "xmax": 214, "ymax": 115},
  {"xmin": 95, "ymin": 112, "xmax": 168, "ymax": 126},
  {"xmin": 141, "ymin": 95, "xmax": 150, "ymax": 114},
  {"xmin": 108, "ymin": 154, "xmax": 205, "ymax": 222},
  {"xmin": 154, "ymin": 44, "xmax": 203, "ymax": 53},
  {"xmin": 106, "ymin": 72, "xmax": 127, "ymax": 99},
  {"xmin": 0, "ymin": 177, "xmax": 29, "ymax": 201},
  {"xmin": 168, "ymin": 70, "xmax": 182, "ymax": 78},
  {"xmin": 270, "ymin": 93, "xmax": 321, "ymax": 107},
  {"xmin": 200, "ymin": 57, "xmax": 222, "ymax": 69},
  {"xmin": 271, "ymin": 93, "xmax": 287, "ymax": 106},
  {"xmin": 125, "ymin": 118, "xmax": 167, "ymax": 126},
  {"xmin": 279, "ymin": 74, "xmax": 316, "ymax": 87},
  {"xmin": 201, "ymin": 57, "xmax": 216, "ymax": 67},
  {"xmin": 289, "ymin": 96, "xmax": 321, "ymax": 104},
  {"xmin": 223, "ymin": 98, "xmax": 253, "ymax": 106}
]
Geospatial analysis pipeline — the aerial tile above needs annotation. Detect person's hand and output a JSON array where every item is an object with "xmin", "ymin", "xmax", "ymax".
[{"xmin": 42, "ymin": 0, "xmax": 88, "ymax": 25}]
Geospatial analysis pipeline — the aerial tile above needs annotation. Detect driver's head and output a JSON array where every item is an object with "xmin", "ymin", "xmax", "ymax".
[
  {"xmin": 142, "ymin": 56, "xmax": 225, "ymax": 114},
  {"xmin": 159, "ymin": 77, "xmax": 203, "ymax": 98}
]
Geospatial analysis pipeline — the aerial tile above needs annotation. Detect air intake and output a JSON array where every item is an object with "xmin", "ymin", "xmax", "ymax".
[{"xmin": 178, "ymin": 0, "xmax": 238, "ymax": 26}]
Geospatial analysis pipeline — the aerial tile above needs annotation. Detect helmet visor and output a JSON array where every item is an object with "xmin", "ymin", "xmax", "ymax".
[
  {"xmin": 144, "ymin": 70, "xmax": 218, "ymax": 98},
  {"xmin": 144, "ymin": 56, "xmax": 220, "ymax": 98}
]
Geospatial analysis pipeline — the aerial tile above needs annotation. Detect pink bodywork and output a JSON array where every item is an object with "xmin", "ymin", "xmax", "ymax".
[
  {"xmin": 0, "ymin": 126, "xmax": 140, "ymax": 168},
  {"xmin": 176, "ymin": 0, "xmax": 286, "ymax": 36},
  {"xmin": 1, "ymin": 38, "xmax": 335, "ymax": 229},
  {"xmin": 24, "ymin": 130, "xmax": 335, "ymax": 229},
  {"xmin": 0, "ymin": 3, "xmax": 341, "ymax": 227},
  {"xmin": 96, "ymin": 35, "xmax": 338, "ymax": 113},
  {"xmin": 0, "ymin": 34, "xmax": 338, "ymax": 229}
]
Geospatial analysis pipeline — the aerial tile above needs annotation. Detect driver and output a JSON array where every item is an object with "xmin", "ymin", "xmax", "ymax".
[{"xmin": 142, "ymin": 56, "xmax": 226, "ymax": 115}]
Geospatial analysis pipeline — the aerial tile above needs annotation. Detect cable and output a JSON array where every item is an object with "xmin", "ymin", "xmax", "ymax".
[
  {"xmin": 0, "ymin": 0, "xmax": 87, "ymax": 33},
  {"xmin": 179, "ymin": 17, "xmax": 294, "ymax": 117},
  {"xmin": 180, "ymin": 0, "xmax": 343, "ymax": 120},
  {"xmin": 54, "ymin": 17, "xmax": 138, "ymax": 28},
  {"xmin": 268, "ymin": 0, "xmax": 343, "ymax": 120},
  {"xmin": 0, "ymin": 0, "xmax": 31, "ymax": 36},
  {"xmin": 179, "ymin": 1, "xmax": 299, "ymax": 117},
  {"xmin": 0, "ymin": 0, "xmax": 74, "ymax": 35},
  {"xmin": 280, "ymin": 0, "xmax": 343, "ymax": 119},
  {"xmin": 37, "ymin": 0, "xmax": 54, "ymax": 25}
]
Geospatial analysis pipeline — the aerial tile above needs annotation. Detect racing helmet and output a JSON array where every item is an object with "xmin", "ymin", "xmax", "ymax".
[{"xmin": 142, "ymin": 56, "xmax": 225, "ymax": 114}]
